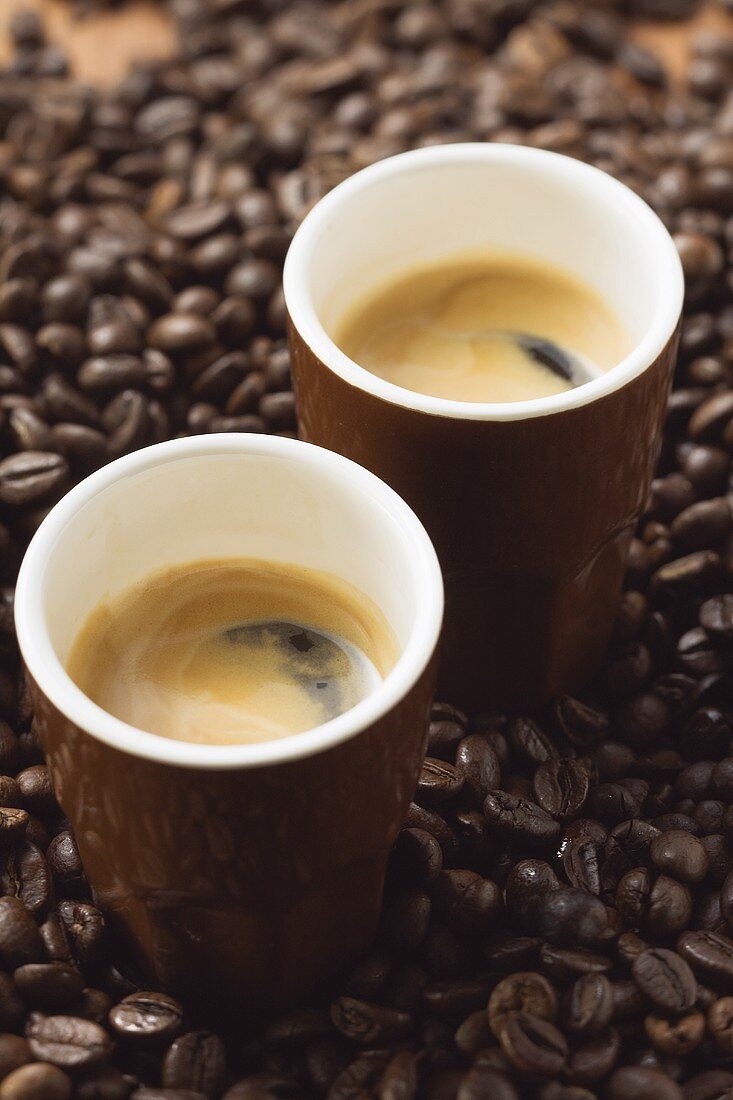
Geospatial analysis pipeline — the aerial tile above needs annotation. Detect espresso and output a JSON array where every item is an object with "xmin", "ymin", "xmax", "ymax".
[
  {"xmin": 334, "ymin": 253, "xmax": 631, "ymax": 403},
  {"xmin": 67, "ymin": 558, "xmax": 399, "ymax": 745}
]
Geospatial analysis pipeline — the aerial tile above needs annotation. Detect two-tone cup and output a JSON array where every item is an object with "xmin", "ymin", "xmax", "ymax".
[{"xmin": 285, "ymin": 143, "xmax": 684, "ymax": 710}]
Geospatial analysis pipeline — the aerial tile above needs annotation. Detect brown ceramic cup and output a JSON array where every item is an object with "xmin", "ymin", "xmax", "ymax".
[
  {"xmin": 284, "ymin": 143, "xmax": 684, "ymax": 711},
  {"xmin": 14, "ymin": 434, "xmax": 443, "ymax": 1012}
]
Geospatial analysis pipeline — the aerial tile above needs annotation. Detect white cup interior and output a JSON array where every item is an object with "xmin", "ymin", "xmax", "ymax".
[
  {"xmin": 284, "ymin": 144, "xmax": 684, "ymax": 421},
  {"xmin": 15, "ymin": 435, "xmax": 443, "ymax": 768}
]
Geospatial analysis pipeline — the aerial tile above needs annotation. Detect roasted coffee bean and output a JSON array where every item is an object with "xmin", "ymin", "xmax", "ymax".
[
  {"xmin": 7, "ymin": 409, "xmax": 52, "ymax": 453},
  {"xmin": 721, "ymin": 871, "xmax": 733, "ymax": 931},
  {"xmin": 508, "ymin": 717, "xmax": 557, "ymax": 764},
  {"xmin": 74, "ymin": 1067, "xmax": 129, "ymax": 1098},
  {"xmin": 554, "ymin": 697, "xmax": 609, "ymax": 747},
  {"xmin": 453, "ymin": 810, "xmax": 493, "ymax": 870},
  {"xmin": 422, "ymin": 922, "xmax": 471, "ymax": 979},
  {"xmin": 670, "ymin": 499, "xmax": 731, "ymax": 550},
  {"xmin": 599, "ymin": 643, "xmax": 653, "ymax": 698},
  {"xmin": 0, "ymin": 1034, "xmax": 30, "ymax": 1080},
  {"xmin": 706, "ymin": 996, "xmax": 733, "ymax": 1052},
  {"xmin": 679, "ymin": 709, "xmax": 732, "ymax": 761},
  {"xmin": 607, "ymin": 1066, "xmax": 683, "ymax": 1100},
  {"xmin": 338, "ymin": 954, "xmax": 391, "ymax": 1007},
  {"xmin": 147, "ymin": 314, "xmax": 216, "ymax": 355},
  {"xmin": 505, "ymin": 860, "xmax": 560, "ymax": 928},
  {"xmin": 682, "ymin": 446, "xmax": 729, "ymax": 495},
  {"xmin": 689, "ymin": 392, "xmax": 733, "ymax": 443},
  {"xmin": 645, "ymin": 1011, "xmax": 705, "ymax": 1055},
  {"xmin": 0, "ymin": 897, "xmax": 42, "ymax": 968},
  {"xmin": 2, "ymin": 841, "xmax": 53, "ymax": 918},
  {"xmin": 488, "ymin": 972, "xmax": 557, "ymax": 1038},
  {"xmin": 680, "ymin": 1071, "xmax": 733, "ymax": 1100},
  {"xmin": 108, "ymin": 992, "xmax": 183, "ymax": 1042},
  {"xmin": 538, "ymin": 889, "xmax": 615, "ymax": 947},
  {"xmin": 162, "ymin": 1032, "xmax": 226, "ymax": 1095},
  {"xmin": 15, "ymin": 766, "xmax": 54, "ymax": 816},
  {"xmin": 0, "ymin": 777, "xmax": 22, "ymax": 811},
  {"xmin": 385, "ymin": 961, "xmax": 428, "ymax": 1015},
  {"xmin": 700, "ymin": 595, "xmax": 733, "ymax": 640},
  {"xmin": 499, "ymin": 1012, "xmax": 567, "ymax": 1076},
  {"xmin": 330, "ymin": 998, "xmax": 412, "ymax": 1045},
  {"xmin": 596, "ymin": 788, "xmax": 644, "ymax": 837},
  {"xmin": 454, "ymin": 1010, "xmax": 492, "ymax": 1056},
  {"xmin": 712, "ymin": 759, "xmax": 733, "ymax": 800},
  {"xmin": 422, "ymin": 977, "xmax": 489, "ymax": 1020},
  {"xmin": 26, "ymin": 1015, "xmax": 113, "ymax": 1071},
  {"xmin": 46, "ymin": 833, "xmax": 83, "ymax": 893},
  {"xmin": 404, "ymin": 804, "xmax": 460, "ymax": 863},
  {"xmin": 565, "ymin": 819, "xmax": 609, "ymax": 845},
  {"xmin": 567, "ymin": 973, "xmax": 614, "ymax": 1035},
  {"xmin": 561, "ymin": 836, "xmax": 601, "ymax": 896},
  {"xmin": 375, "ymin": 1049, "xmax": 419, "ymax": 1100},
  {"xmin": 416, "ymin": 759, "xmax": 464, "ymax": 806},
  {"xmin": 676, "ymin": 628, "xmax": 723, "ymax": 677},
  {"xmin": 42, "ymin": 376, "xmax": 100, "ymax": 429},
  {"xmin": 483, "ymin": 791, "xmax": 560, "ymax": 843},
  {"xmin": 651, "ymin": 552, "xmax": 723, "ymax": 600},
  {"xmin": 611, "ymin": 980, "xmax": 644, "ymax": 1020},
  {"xmin": 646, "ymin": 876, "xmax": 693, "ymax": 937},
  {"xmin": 0, "ymin": 453, "xmax": 67, "ymax": 506},
  {"xmin": 0, "ymin": 809, "xmax": 29, "ymax": 850},
  {"xmin": 533, "ymin": 759, "xmax": 589, "ymax": 818},
  {"xmin": 677, "ymin": 930, "xmax": 733, "ymax": 989},
  {"xmin": 57, "ymin": 902, "xmax": 106, "ymax": 971},
  {"xmin": 431, "ymin": 870, "xmax": 502, "ymax": 935},
  {"xmin": 617, "ymin": 693, "xmax": 670, "ymax": 750},
  {"xmin": 455, "ymin": 735, "xmax": 501, "ymax": 804},
  {"xmin": 700, "ymin": 834, "xmax": 731, "ymax": 885},
  {"xmin": 616, "ymin": 868, "xmax": 651, "ymax": 924},
  {"xmin": 129, "ymin": 1090, "xmax": 206, "ymax": 1100},
  {"xmin": 632, "ymin": 949, "xmax": 697, "ymax": 1012},
  {"xmin": 456, "ymin": 1065, "xmax": 518, "ymax": 1100},
  {"xmin": 390, "ymin": 828, "xmax": 442, "ymax": 885},
  {"xmin": 0, "ymin": 1063, "xmax": 72, "ymax": 1100},
  {"xmin": 381, "ymin": 888, "xmax": 431, "ymax": 952},
  {"xmin": 77, "ymin": 355, "xmax": 145, "ymax": 394},
  {"xmin": 0, "ymin": 972, "xmax": 23, "ymax": 1033},
  {"xmin": 650, "ymin": 831, "xmax": 710, "ymax": 884},
  {"xmin": 266, "ymin": 1006, "xmax": 332, "ymax": 1048},
  {"xmin": 73, "ymin": 988, "xmax": 112, "ymax": 1027},
  {"xmin": 539, "ymin": 944, "xmax": 612, "ymax": 982},
  {"xmin": 14, "ymin": 963, "xmax": 84, "ymax": 1010},
  {"xmin": 568, "ymin": 1026, "xmax": 620, "ymax": 1084},
  {"xmin": 693, "ymin": 799, "xmax": 724, "ymax": 833}
]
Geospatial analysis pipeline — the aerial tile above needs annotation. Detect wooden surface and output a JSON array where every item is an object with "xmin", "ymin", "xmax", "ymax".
[
  {"xmin": 0, "ymin": 0, "xmax": 732, "ymax": 87},
  {"xmin": 0, "ymin": 0, "xmax": 177, "ymax": 85}
]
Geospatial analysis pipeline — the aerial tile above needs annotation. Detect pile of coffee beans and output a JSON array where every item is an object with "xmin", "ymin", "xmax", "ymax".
[{"xmin": 4, "ymin": 0, "xmax": 733, "ymax": 1096}]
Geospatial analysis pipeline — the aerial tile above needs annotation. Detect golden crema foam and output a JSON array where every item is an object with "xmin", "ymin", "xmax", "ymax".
[
  {"xmin": 67, "ymin": 558, "xmax": 399, "ymax": 745},
  {"xmin": 334, "ymin": 252, "xmax": 631, "ymax": 403}
]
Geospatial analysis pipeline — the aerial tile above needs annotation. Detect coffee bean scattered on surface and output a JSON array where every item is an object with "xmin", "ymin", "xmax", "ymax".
[{"xmin": 2, "ymin": 0, "xmax": 733, "ymax": 1095}]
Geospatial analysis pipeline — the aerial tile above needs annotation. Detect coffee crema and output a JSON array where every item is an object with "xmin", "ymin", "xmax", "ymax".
[
  {"xmin": 333, "ymin": 252, "xmax": 631, "ymax": 403},
  {"xmin": 67, "ymin": 558, "xmax": 399, "ymax": 745}
]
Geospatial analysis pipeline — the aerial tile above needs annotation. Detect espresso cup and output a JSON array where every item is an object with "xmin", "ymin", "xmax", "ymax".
[
  {"xmin": 15, "ymin": 434, "xmax": 443, "ymax": 1012},
  {"xmin": 284, "ymin": 143, "xmax": 684, "ymax": 711}
]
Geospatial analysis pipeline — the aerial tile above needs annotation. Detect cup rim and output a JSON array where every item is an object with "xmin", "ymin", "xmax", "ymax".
[
  {"xmin": 14, "ymin": 434, "xmax": 444, "ymax": 770},
  {"xmin": 283, "ymin": 143, "xmax": 684, "ymax": 422}
]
